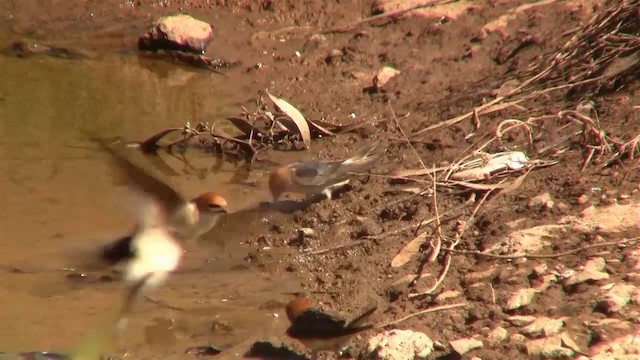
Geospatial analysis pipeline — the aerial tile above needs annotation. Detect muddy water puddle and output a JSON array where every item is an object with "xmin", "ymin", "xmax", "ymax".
[{"xmin": 0, "ymin": 54, "xmax": 300, "ymax": 355}]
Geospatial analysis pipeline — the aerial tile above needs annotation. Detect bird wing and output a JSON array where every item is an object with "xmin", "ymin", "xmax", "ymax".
[
  {"xmin": 100, "ymin": 235, "xmax": 136, "ymax": 266},
  {"xmin": 290, "ymin": 142, "xmax": 382, "ymax": 188},
  {"xmin": 88, "ymin": 136, "xmax": 187, "ymax": 217},
  {"xmin": 290, "ymin": 161, "xmax": 345, "ymax": 187},
  {"xmin": 286, "ymin": 310, "xmax": 348, "ymax": 340},
  {"xmin": 345, "ymin": 305, "xmax": 377, "ymax": 329}
]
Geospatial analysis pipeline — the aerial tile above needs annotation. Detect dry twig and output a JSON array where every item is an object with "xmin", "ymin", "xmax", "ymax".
[
  {"xmin": 448, "ymin": 236, "xmax": 640, "ymax": 259},
  {"xmin": 412, "ymin": 0, "xmax": 640, "ymax": 170},
  {"xmin": 321, "ymin": 0, "xmax": 460, "ymax": 34},
  {"xmin": 409, "ymin": 189, "xmax": 494, "ymax": 299},
  {"xmin": 303, "ymin": 240, "xmax": 368, "ymax": 256},
  {"xmin": 377, "ymin": 302, "xmax": 468, "ymax": 328}
]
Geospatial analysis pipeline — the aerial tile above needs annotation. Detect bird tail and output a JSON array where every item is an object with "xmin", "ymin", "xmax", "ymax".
[
  {"xmin": 345, "ymin": 305, "xmax": 377, "ymax": 330},
  {"xmin": 339, "ymin": 141, "xmax": 382, "ymax": 175},
  {"xmin": 62, "ymin": 234, "xmax": 134, "ymax": 273}
]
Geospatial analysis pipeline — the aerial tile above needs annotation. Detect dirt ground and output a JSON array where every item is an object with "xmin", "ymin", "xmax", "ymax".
[{"xmin": 3, "ymin": 0, "xmax": 640, "ymax": 359}]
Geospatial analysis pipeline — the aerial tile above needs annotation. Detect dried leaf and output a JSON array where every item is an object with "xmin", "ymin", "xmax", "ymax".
[
  {"xmin": 313, "ymin": 118, "xmax": 348, "ymax": 130},
  {"xmin": 391, "ymin": 232, "xmax": 428, "ymax": 268},
  {"xmin": 138, "ymin": 127, "xmax": 181, "ymax": 153},
  {"xmin": 393, "ymin": 167, "xmax": 447, "ymax": 177},
  {"xmin": 384, "ymin": 186, "xmax": 429, "ymax": 195},
  {"xmin": 391, "ymin": 272, "xmax": 432, "ymax": 288},
  {"xmin": 211, "ymin": 132, "xmax": 255, "ymax": 155},
  {"xmin": 478, "ymin": 101, "xmax": 526, "ymax": 115},
  {"xmin": 265, "ymin": 91, "xmax": 311, "ymax": 149},
  {"xmin": 500, "ymin": 168, "xmax": 531, "ymax": 194},
  {"xmin": 447, "ymin": 180, "xmax": 512, "ymax": 190},
  {"xmin": 449, "ymin": 167, "xmax": 493, "ymax": 181},
  {"xmin": 226, "ymin": 117, "xmax": 265, "ymax": 136},
  {"xmin": 307, "ymin": 119, "xmax": 336, "ymax": 137}
]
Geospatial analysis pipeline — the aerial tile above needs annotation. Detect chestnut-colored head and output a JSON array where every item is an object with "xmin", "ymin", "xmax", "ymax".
[
  {"xmin": 268, "ymin": 167, "xmax": 291, "ymax": 201},
  {"xmin": 192, "ymin": 192, "xmax": 228, "ymax": 214},
  {"xmin": 286, "ymin": 297, "xmax": 313, "ymax": 322}
]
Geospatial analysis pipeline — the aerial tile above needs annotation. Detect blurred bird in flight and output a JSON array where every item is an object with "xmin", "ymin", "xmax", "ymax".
[{"xmin": 78, "ymin": 137, "xmax": 228, "ymax": 321}]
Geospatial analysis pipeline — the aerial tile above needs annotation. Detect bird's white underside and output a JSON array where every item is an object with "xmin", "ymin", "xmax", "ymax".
[
  {"xmin": 322, "ymin": 179, "xmax": 351, "ymax": 199},
  {"xmin": 125, "ymin": 227, "xmax": 183, "ymax": 288},
  {"xmin": 171, "ymin": 208, "xmax": 222, "ymax": 241}
]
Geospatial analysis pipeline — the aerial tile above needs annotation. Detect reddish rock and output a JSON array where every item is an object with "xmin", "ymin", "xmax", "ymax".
[{"xmin": 138, "ymin": 14, "xmax": 213, "ymax": 54}]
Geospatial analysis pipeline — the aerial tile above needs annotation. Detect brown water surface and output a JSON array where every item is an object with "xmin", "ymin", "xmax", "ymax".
[{"xmin": 0, "ymin": 52, "xmax": 298, "ymax": 356}]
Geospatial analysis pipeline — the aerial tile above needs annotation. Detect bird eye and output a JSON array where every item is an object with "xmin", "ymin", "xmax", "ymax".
[{"xmin": 209, "ymin": 204, "xmax": 227, "ymax": 212}]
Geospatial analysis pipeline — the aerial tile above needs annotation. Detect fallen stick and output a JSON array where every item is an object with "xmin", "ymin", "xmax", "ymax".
[
  {"xmin": 376, "ymin": 302, "xmax": 468, "ymax": 328},
  {"xmin": 447, "ymin": 236, "xmax": 640, "ymax": 259}
]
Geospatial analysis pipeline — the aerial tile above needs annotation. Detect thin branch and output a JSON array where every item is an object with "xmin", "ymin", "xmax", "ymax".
[
  {"xmin": 388, "ymin": 101, "xmax": 429, "ymax": 172},
  {"xmin": 320, "ymin": 0, "xmax": 460, "ymax": 34},
  {"xmin": 376, "ymin": 302, "xmax": 468, "ymax": 328},
  {"xmin": 448, "ymin": 236, "xmax": 640, "ymax": 259},
  {"xmin": 303, "ymin": 240, "xmax": 367, "ymax": 256},
  {"xmin": 409, "ymin": 189, "xmax": 494, "ymax": 298},
  {"xmin": 428, "ymin": 167, "xmax": 442, "ymax": 263}
]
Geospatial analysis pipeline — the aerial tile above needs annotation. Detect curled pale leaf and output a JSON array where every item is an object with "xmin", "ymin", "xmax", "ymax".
[
  {"xmin": 391, "ymin": 232, "xmax": 428, "ymax": 268},
  {"xmin": 226, "ymin": 117, "xmax": 266, "ymax": 136},
  {"xmin": 265, "ymin": 90, "xmax": 311, "ymax": 149},
  {"xmin": 307, "ymin": 119, "xmax": 336, "ymax": 137},
  {"xmin": 138, "ymin": 127, "xmax": 182, "ymax": 153},
  {"xmin": 313, "ymin": 118, "xmax": 348, "ymax": 130}
]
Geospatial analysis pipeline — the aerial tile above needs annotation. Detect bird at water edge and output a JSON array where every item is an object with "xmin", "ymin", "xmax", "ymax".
[
  {"xmin": 78, "ymin": 137, "xmax": 228, "ymax": 322},
  {"xmin": 268, "ymin": 141, "xmax": 382, "ymax": 202},
  {"xmin": 285, "ymin": 296, "xmax": 377, "ymax": 360}
]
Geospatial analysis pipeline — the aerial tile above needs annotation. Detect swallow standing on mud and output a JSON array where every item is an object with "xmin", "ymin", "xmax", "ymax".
[
  {"xmin": 268, "ymin": 141, "xmax": 381, "ymax": 202},
  {"xmin": 170, "ymin": 191, "xmax": 229, "ymax": 241},
  {"xmin": 285, "ymin": 297, "xmax": 377, "ymax": 360},
  {"xmin": 80, "ymin": 137, "xmax": 228, "ymax": 319}
]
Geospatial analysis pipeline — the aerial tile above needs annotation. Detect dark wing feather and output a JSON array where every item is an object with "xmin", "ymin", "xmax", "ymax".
[
  {"xmin": 88, "ymin": 136, "xmax": 186, "ymax": 215},
  {"xmin": 345, "ymin": 306, "xmax": 377, "ymax": 329},
  {"xmin": 286, "ymin": 310, "xmax": 354, "ymax": 340},
  {"xmin": 100, "ymin": 235, "xmax": 136, "ymax": 265},
  {"xmin": 291, "ymin": 161, "xmax": 345, "ymax": 187}
]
